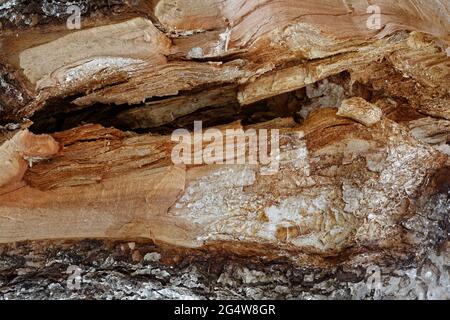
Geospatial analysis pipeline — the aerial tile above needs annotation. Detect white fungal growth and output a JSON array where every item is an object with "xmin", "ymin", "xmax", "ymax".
[
  {"xmin": 219, "ymin": 27, "xmax": 231, "ymax": 52},
  {"xmin": 62, "ymin": 57, "xmax": 142, "ymax": 84},
  {"xmin": 0, "ymin": 0, "xmax": 17, "ymax": 12},
  {"xmin": 37, "ymin": 56, "xmax": 143, "ymax": 91}
]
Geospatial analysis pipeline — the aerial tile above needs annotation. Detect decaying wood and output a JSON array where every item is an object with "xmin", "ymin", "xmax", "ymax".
[
  {"xmin": 1, "ymin": 0, "xmax": 449, "ymax": 122},
  {"xmin": 0, "ymin": 109, "xmax": 448, "ymax": 267},
  {"xmin": 0, "ymin": 0, "xmax": 449, "ymax": 299}
]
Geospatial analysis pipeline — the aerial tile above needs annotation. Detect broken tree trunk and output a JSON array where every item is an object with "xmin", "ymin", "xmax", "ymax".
[{"xmin": 0, "ymin": 0, "xmax": 449, "ymax": 299}]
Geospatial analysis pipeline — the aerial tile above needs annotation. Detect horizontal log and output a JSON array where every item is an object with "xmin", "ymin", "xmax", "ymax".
[{"xmin": 0, "ymin": 108, "xmax": 448, "ymax": 267}]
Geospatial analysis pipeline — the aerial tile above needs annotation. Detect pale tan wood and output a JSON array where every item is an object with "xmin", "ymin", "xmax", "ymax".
[
  {"xmin": 0, "ymin": 0, "xmax": 448, "ymax": 269},
  {"xmin": 0, "ymin": 0, "xmax": 448, "ymax": 123},
  {"xmin": 0, "ymin": 108, "xmax": 447, "ymax": 267}
]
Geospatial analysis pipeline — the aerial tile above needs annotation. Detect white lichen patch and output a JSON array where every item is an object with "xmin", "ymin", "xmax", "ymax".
[
  {"xmin": 257, "ymin": 189, "xmax": 356, "ymax": 250},
  {"xmin": 36, "ymin": 56, "xmax": 143, "ymax": 91},
  {"xmin": 62, "ymin": 57, "xmax": 140, "ymax": 83},
  {"xmin": 435, "ymin": 144, "xmax": 450, "ymax": 158},
  {"xmin": 169, "ymin": 115, "xmax": 445, "ymax": 255},
  {"xmin": 0, "ymin": 76, "xmax": 23, "ymax": 103}
]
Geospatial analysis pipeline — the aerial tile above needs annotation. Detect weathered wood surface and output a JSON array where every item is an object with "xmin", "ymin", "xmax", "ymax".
[
  {"xmin": 0, "ymin": 0, "xmax": 449, "ymax": 299},
  {"xmin": 0, "ymin": 0, "xmax": 448, "ymax": 122}
]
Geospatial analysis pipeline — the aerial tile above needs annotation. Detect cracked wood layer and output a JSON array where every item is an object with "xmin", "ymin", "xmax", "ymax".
[
  {"xmin": 0, "ymin": 108, "xmax": 448, "ymax": 267},
  {"xmin": 0, "ymin": 0, "xmax": 449, "ymax": 123}
]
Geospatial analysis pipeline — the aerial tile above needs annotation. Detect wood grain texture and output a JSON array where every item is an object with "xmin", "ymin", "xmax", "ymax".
[
  {"xmin": 0, "ymin": 1, "xmax": 448, "ymax": 272},
  {"xmin": 0, "ymin": 0, "xmax": 448, "ymax": 122}
]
